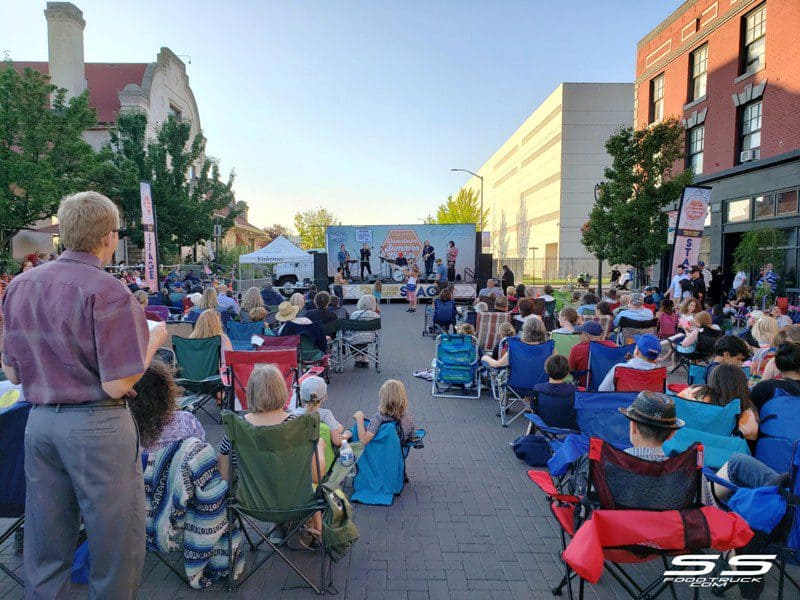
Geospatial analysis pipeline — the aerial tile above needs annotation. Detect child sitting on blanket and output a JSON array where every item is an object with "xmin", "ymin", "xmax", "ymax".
[
  {"xmin": 353, "ymin": 379, "xmax": 416, "ymax": 445},
  {"xmin": 292, "ymin": 376, "xmax": 351, "ymax": 446}
]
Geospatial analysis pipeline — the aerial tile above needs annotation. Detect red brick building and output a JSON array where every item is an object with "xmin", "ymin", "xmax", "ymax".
[{"xmin": 636, "ymin": 0, "xmax": 800, "ymax": 289}]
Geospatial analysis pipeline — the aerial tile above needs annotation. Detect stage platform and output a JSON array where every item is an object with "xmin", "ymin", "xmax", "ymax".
[{"xmin": 336, "ymin": 282, "xmax": 476, "ymax": 301}]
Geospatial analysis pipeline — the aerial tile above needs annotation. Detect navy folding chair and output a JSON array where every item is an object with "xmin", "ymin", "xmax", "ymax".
[
  {"xmin": 500, "ymin": 339, "xmax": 554, "ymax": 426},
  {"xmin": 524, "ymin": 390, "xmax": 577, "ymax": 437},
  {"xmin": 587, "ymin": 341, "xmax": 635, "ymax": 391},
  {"xmin": 0, "ymin": 401, "xmax": 32, "ymax": 586},
  {"xmin": 756, "ymin": 394, "xmax": 800, "ymax": 474},
  {"xmin": 226, "ymin": 320, "xmax": 265, "ymax": 351}
]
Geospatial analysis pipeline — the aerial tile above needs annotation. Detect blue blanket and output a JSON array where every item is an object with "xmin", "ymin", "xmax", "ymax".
[{"xmin": 350, "ymin": 421, "xmax": 404, "ymax": 505}]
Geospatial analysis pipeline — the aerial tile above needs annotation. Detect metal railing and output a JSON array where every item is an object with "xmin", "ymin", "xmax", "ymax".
[{"xmin": 492, "ymin": 257, "xmax": 630, "ymax": 286}]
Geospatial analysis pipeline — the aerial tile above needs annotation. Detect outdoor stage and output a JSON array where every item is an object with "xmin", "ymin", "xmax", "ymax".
[{"xmin": 338, "ymin": 282, "xmax": 477, "ymax": 301}]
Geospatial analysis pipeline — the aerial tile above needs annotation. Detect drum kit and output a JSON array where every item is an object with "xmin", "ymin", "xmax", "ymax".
[{"xmin": 378, "ymin": 255, "xmax": 408, "ymax": 282}]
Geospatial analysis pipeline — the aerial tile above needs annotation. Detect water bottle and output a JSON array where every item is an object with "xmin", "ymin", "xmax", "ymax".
[{"xmin": 339, "ymin": 440, "xmax": 355, "ymax": 467}]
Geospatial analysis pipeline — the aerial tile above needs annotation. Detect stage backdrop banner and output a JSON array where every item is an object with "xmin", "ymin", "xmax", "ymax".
[
  {"xmin": 325, "ymin": 224, "xmax": 476, "ymax": 280},
  {"xmin": 340, "ymin": 283, "xmax": 476, "ymax": 301},
  {"xmin": 670, "ymin": 186, "xmax": 711, "ymax": 274},
  {"xmin": 139, "ymin": 181, "xmax": 159, "ymax": 291}
]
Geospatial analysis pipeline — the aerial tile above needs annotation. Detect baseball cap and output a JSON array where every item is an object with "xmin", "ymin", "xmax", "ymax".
[
  {"xmin": 630, "ymin": 293, "xmax": 644, "ymax": 306},
  {"xmin": 300, "ymin": 376, "xmax": 327, "ymax": 403},
  {"xmin": 575, "ymin": 321, "xmax": 603, "ymax": 336},
  {"xmin": 698, "ymin": 260, "xmax": 705, "ymax": 266},
  {"xmin": 635, "ymin": 333, "xmax": 662, "ymax": 360}
]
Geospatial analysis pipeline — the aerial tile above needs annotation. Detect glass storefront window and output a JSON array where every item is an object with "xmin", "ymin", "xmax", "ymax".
[
  {"xmin": 726, "ymin": 198, "xmax": 750, "ymax": 223},
  {"xmin": 754, "ymin": 195, "xmax": 775, "ymax": 219},
  {"xmin": 777, "ymin": 190, "xmax": 799, "ymax": 215}
]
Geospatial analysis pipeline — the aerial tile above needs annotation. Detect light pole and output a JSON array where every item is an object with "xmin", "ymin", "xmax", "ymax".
[
  {"xmin": 450, "ymin": 168, "xmax": 484, "ymax": 232},
  {"xmin": 593, "ymin": 183, "xmax": 603, "ymax": 297}
]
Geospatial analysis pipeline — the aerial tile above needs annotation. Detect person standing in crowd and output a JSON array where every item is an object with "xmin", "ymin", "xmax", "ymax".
[
  {"xmin": 689, "ymin": 265, "xmax": 706, "ymax": 305},
  {"xmin": 421, "ymin": 240, "xmax": 435, "ymax": 278},
  {"xmin": 699, "ymin": 261, "xmax": 712, "ymax": 290},
  {"xmin": 757, "ymin": 262, "xmax": 779, "ymax": 293},
  {"xmin": 665, "ymin": 264, "xmax": 689, "ymax": 300},
  {"xmin": 732, "ymin": 269, "xmax": 748, "ymax": 297},
  {"xmin": 434, "ymin": 258, "xmax": 448, "ymax": 292},
  {"xmin": 405, "ymin": 265, "xmax": 419, "ymax": 313},
  {"xmin": 359, "ymin": 243, "xmax": 372, "ymax": 281},
  {"xmin": 2, "ymin": 192, "xmax": 167, "ymax": 598},
  {"xmin": 500, "ymin": 265, "xmax": 515, "ymax": 292},
  {"xmin": 709, "ymin": 266, "xmax": 723, "ymax": 306},
  {"xmin": 446, "ymin": 240, "xmax": 458, "ymax": 281}
]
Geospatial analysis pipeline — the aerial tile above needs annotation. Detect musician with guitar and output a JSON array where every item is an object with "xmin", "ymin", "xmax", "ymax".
[
  {"xmin": 422, "ymin": 240, "xmax": 435, "ymax": 278},
  {"xmin": 337, "ymin": 244, "xmax": 356, "ymax": 278}
]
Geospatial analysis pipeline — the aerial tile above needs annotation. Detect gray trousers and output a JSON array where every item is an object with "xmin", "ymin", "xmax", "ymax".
[{"xmin": 24, "ymin": 404, "xmax": 145, "ymax": 599}]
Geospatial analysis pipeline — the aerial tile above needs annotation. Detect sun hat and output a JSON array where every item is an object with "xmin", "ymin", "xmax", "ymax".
[
  {"xmin": 300, "ymin": 376, "xmax": 327, "ymax": 403},
  {"xmin": 275, "ymin": 301, "xmax": 300, "ymax": 322},
  {"xmin": 635, "ymin": 333, "xmax": 662, "ymax": 360},
  {"xmin": 618, "ymin": 390, "xmax": 685, "ymax": 430},
  {"xmin": 574, "ymin": 321, "xmax": 603, "ymax": 336}
]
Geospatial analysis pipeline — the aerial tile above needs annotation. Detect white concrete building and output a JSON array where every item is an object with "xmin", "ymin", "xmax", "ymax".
[{"xmin": 459, "ymin": 83, "xmax": 632, "ymax": 279}]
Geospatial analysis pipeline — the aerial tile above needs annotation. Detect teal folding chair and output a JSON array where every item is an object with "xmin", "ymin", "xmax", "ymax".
[{"xmin": 173, "ymin": 335, "xmax": 224, "ymax": 422}]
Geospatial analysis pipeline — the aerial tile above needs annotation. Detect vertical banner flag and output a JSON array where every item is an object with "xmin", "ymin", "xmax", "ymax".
[
  {"xmin": 670, "ymin": 186, "xmax": 712, "ymax": 274},
  {"xmin": 139, "ymin": 181, "xmax": 159, "ymax": 291}
]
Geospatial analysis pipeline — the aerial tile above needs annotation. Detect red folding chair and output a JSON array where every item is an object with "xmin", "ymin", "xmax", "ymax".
[{"xmin": 613, "ymin": 366, "xmax": 667, "ymax": 392}]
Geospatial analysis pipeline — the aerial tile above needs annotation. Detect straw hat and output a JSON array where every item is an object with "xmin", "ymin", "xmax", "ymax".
[{"xmin": 275, "ymin": 301, "xmax": 300, "ymax": 322}]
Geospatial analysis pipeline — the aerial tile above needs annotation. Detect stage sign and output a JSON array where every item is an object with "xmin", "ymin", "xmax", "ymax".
[
  {"xmin": 340, "ymin": 283, "xmax": 477, "ymax": 301},
  {"xmin": 139, "ymin": 181, "xmax": 159, "ymax": 291},
  {"xmin": 325, "ymin": 224, "xmax": 477, "ymax": 280},
  {"xmin": 670, "ymin": 186, "xmax": 711, "ymax": 274}
]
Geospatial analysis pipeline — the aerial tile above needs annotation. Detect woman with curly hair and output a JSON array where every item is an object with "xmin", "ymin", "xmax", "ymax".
[{"xmin": 129, "ymin": 360, "xmax": 206, "ymax": 453}]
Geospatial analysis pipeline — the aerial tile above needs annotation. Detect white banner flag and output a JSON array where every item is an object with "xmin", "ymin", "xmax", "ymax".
[{"xmin": 139, "ymin": 181, "xmax": 159, "ymax": 291}]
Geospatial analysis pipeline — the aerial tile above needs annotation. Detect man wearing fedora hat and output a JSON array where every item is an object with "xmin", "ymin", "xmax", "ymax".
[
  {"xmin": 618, "ymin": 391, "xmax": 684, "ymax": 461},
  {"xmin": 598, "ymin": 333, "xmax": 663, "ymax": 391}
]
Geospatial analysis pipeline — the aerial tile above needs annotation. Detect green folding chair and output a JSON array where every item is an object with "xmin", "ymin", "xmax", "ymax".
[
  {"xmin": 172, "ymin": 335, "xmax": 223, "ymax": 422},
  {"xmin": 551, "ymin": 332, "xmax": 581, "ymax": 357},
  {"xmin": 222, "ymin": 411, "xmax": 361, "ymax": 593}
]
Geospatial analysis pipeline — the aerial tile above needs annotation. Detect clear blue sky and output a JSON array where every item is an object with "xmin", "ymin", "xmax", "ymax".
[{"xmin": 2, "ymin": 0, "xmax": 681, "ymax": 230}]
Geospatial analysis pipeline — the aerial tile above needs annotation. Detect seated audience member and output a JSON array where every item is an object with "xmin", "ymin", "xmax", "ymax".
[
  {"xmin": 492, "ymin": 295, "xmax": 509, "ymax": 312},
  {"xmin": 506, "ymin": 286, "xmax": 518, "ymax": 309},
  {"xmin": 292, "ymin": 376, "xmax": 351, "ymax": 447},
  {"xmin": 606, "ymin": 289, "xmax": 620, "ymax": 312},
  {"xmin": 533, "ymin": 354, "xmax": 579, "ymax": 406},
  {"xmin": 568, "ymin": 321, "xmax": 617, "ymax": 387},
  {"xmin": 761, "ymin": 325, "xmax": 800, "ymax": 381},
  {"xmin": 456, "ymin": 323, "xmax": 476, "ymax": 336},
  {"xmin": 473, "ymin": 301, "xmax": 489, "ymax": 313},
  {"xmin": 675, "ymin": 310, "xmax": 722, "ymax": 353},
  {"xmin": 276, "ymin": 301, "xmax": 327, "ymax": 353},
  {"xmin": 353, "ymin": 379, "xmax": 416, "ymax": 445},
  {"xmin": 329, "ymin": 295, "xmax": 349, "ymax": 320},
  {"xmin": 656, "ymin": 299, "xmax": 678, "ymax": 339},
  {"xmin": 540, "ymin": 285, "xmax": 556, "ymax": 303},
  {"xmin": 303, "ymin": 285, "xmax": 318, "ymax": 311},
  {"xmin": 491, "ymin": 322, "xmax": 517, "ymax": 360},
  {"xmin": 305, "ymin": 291, "xmax": 338, "ymax": 325},
  {"xmin": 595, "ymin": 301, "xmax": 613, "ymax": 318},
  {"xmin": 481, "ymin": 317, "xmax": 547, "ymax": 369},
  {"xmin": 552, "ymin": 307, "xmax": 580, "ymax": 334},
  {"xmin": 597, "ymin": 333, "xmax": 661, "ymax": 391},
  {"xmin": 678, "ymin": 363, "xmax": 758, "ymax": 440},
  {"xmin": 289, "ymin": 292, "xmax": 307, "ymax": 316},
  {"xmin": 477, "ymin": 278, "xmax": 504, "ymax": 298},
  {"xmin": 260, "ymin": 283, "xmax": 284, "ymax": 306},
  {"xmin": 642, "ymin": 286, "xmax": 657, "ymax": 308},
  {"xmin": 129, "ymin": 360, "xmax": 206, "ymax": 453},
  {"xmin": 247, "ymin": 306, "xmax": 267, "ymax": 325},
  {"xmin": 137, "ymin": 290, "xmax": 163, "ymax": 322},
  {"xmin": 347, "ymin": 294, "xmax": 381, "ymax": 368},
  {"xmin": 238, "ymin": 287, "xmax": 265, "ymax": 322},
  {"xmin": 216, "ymin": 284, "xmax": 240, "ymax": 316},
  {"xmin": 190, "ymin": 309, "xmax": 233, "ymax": 353},
  {"xmin": 514, "ymin": 297, "xmax": 535, "ymax": 327},
  {"xmin": 185, "ymin": 287, "xmax": 219, "ymax": 323},
  {"xmin": 708, "ymin": 335, "xmax": 752, "ymax": 372},
  {"xmin": 577, "ymin": 293, "xmax": 599, "ymax": 316},
  {"xmin": 566, "ymin": 290, "xmax": 582, "ymax": 310},
  {"xmin": 612, "ymin": 294, "xmax": 630, "ymax": 317},
  {"xmin": 750, "ymin": 341, "xmax": 800, "ymax": 410},
  {"xmin": 613, "ymin": 293, "xmax": 654, "ymax": 327},
  {"xmin": 515, "ymin": 283, "xmax": 527, "ymax": 300},
  {"xmin": 749, "ymin": 315, "xmax": 780, "ymax": 379},
  {"xmin": 531, "ymin": 298, "xmax": 546, "ymax": 321},
  {"xmin": 770, "ymin": 305, "xmax": 792, "ymax": 328},
  {"xmin": 678, "ymin": 297, "xmax": 702, "ymax": 330}
]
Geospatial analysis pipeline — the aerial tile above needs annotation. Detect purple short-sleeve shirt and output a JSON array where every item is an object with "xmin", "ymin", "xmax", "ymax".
[{"xmin": 1, "ymin": 250, "xmax": 149, "ymax": 404}]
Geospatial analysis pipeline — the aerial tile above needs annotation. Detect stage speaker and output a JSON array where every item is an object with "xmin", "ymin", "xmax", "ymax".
[
  {"xmin": 313, "ymin": 252, "xmax": 329, "ymax": 291},
  {"xmin": 476, "ymin": 253, "xmax": 493, "ymax": 289}
]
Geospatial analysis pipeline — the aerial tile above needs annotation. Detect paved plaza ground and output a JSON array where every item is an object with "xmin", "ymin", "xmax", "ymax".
[{"xmin": 0, "ymin": 303, "xmax": 783, "ymax": 599}]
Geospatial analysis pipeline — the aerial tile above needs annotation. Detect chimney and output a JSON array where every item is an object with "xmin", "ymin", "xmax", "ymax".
[{"xmin": 44, "ymin": 2, "xmax": 87, "ymax": 100}]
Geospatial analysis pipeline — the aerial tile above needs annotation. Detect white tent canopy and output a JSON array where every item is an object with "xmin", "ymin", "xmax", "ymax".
[{"xmin": 238, "ymin": 236, "xmax": 311, "ymax": 264}]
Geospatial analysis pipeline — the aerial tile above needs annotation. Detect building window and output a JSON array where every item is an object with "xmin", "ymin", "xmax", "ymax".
[
  {"xmin": 689, "ymin": 44, "xmax": 708, "ymax": 102},
  {"xmin": 739, "ymin": 100, "xmax": 762, "ymax": 161},
  {"xmin": 726, "ymin": 198, "xmax": 751, "ymax": 223},
  {"xmin": 777, "ymin": 190, "xmax": 799, "ymax": 215},
  {"xmin": 687, "ymin": 125, "xmax": 704, "ymax": 175},
  {"xmin": 168, "ymin": 104, "xmax": 183, "ymax": 121},
  {"xmin": 754, "ymin": 195, "xmax": 775, "ymax": 219},
  {"xmin": 742, "ymin": 3, "xmax": 766, "ymax": 74},
  {"xmin": 649, "ymin": 73, "xmax": 664, "ymax": 123}
]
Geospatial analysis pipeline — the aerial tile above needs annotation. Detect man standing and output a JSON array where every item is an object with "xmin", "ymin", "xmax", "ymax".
[
  {"xmin": 446, "ymin": 240, "xmax": 458, "ymax": 281},
  {"xmin": 337, "ymin": 244, "xmax": 351, "ymax": 278},
  {"xmin": 2, "ymin": 192, "xmax": 167, "ymax": 597},
  {"xmin": 434, "ymin": 258, "xmax": 448, "ymax": 293},
  {"xmin": 421, "ymin": 240, "xmax": 435, "ymax": 278},
  {"xmin": 757, "ymin": 263, "xmax": 779, "ymax": 293},
  {"xmin": 699, "ymin": 261, "xmax": 712, "ymax": 290},
  {"xmin": 500, "ymin": 265, "xmax": 515, "ymax": 292},
  {"xmin": 359, "ymin": 243, "xmax": 372, "ymax": 281},
  {"xmin": 689, "ymin": 265, "xmax": 706, "ymax": 305},
  {"xmin": 665, "ymin": 264, "xmax": 689, "ymax": 300}
]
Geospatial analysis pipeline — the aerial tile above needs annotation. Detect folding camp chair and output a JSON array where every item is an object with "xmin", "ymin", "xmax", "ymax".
[
  {"xmin": 612, "ymin": 366, "xmax": 667, "ymax": 392},
  {"xmin": 669, "ymin": 329, "xmax": 722, "ymax": 377},
  {"xmin": 0, "ymin": 401, "xmax": 31, "ymax": 586},
  {"xmin": 323, "ymin": 320, "xmax": 344, "ymax": 373},
  {"xmin": 551, "ymin": 332, "xmax": 581, "ymax": 357},
  {"xmin": 226, "ymin": 320, "xmax": 266, "ymax": 351},
  {"xmin": 582, "ymin": 315, "xmax": 612, "ymax": 340},
  {"xmin": 172, "ymin": 335, "xmax": 224, "ymax": 422},
  {"xmin": 586, "ymin": 341, "xmax": 635, "ymax": 391},
  {"xmin": 663, "ymin": 397, "xmax": 750, "ymax": 469},
  {"xmin": 616, "ymin": 317, "xmax": 657, "ymax": 345},
  {"xmin": 339, "ymin": 319, "xmax": 381, "ymax": 372},
  {"xmin": 221, "ymin": 411, "xmax": 362, "ymax": 593},
  {"xmin": 544, "ymin": 300, "xmax": 557, "ymax": 331},
  {"xmin": 163, "ymin": 321, "xmax": 194, "ymax": 350},
  {"xmin": 225, "ymin": 348, "xmax": 300, "ymax": 412},
  {"xmin": 755, "ymin": 394, "xmax": 800, "ymax": 473},
  {"xmin": 145, "ymin": 305, "xmax": 170, "ymax": 321},
  {"xmin": 524, "ymin": 389, "xmax": 577, "ymax": 436},
  {"xmin": 499, "ymin": 338, "xmax": 554, "ymax": 426},
  {"xmin": 432, "ymin": 334, "xmax": 481, "ymax": 399},
  {"xmin": 529, "ymin": 438, "xmax": 753, "ymax": 600},
  {"xmin": 423, "ymin": 298, "xmax": 456, "ymax": 337},
  {"xmin": 293, "ymin": 322, "xmax": 332, "ymax": 381},
  {"xmin": 475, "ymin": 311, "xmax": 510, "ymax": 354}
]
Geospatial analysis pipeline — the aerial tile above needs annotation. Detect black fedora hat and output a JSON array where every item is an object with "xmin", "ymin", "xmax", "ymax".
[{"xmin": 618, "ymin": 391, "xmax": 685, "ymax": 430}]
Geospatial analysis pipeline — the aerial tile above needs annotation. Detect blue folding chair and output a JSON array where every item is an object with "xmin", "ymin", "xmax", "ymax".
[
  {"xmin": 663, "ymin": 397, "xmax": 750, "ymax": 469},
  {"xmin": 756, "ymin": 393, "xmax": 800, "ymax": 474},
  {"xmin": 500, "ymin": 339, "xmax": 554, "ymax": 426},
  {"xmin": 587, "ymin": 341, "xmax": 635, "ymax": 391},
  {"xmin": 0, "ymin": 401, "xmax": 32, "ymax": 586},
  {"xmin": 432, "ymin": 334, "xmax": 481, "ymax": 399},
  {"xmin": 226, "ymin": 320, "xmax": 265, "ymax": 351}
]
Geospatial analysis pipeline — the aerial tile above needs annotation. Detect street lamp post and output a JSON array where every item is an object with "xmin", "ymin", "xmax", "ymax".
[
  {"xmin": 593, "ymin": 183, "xmax": 603, "ymax": 298},
  {"xmin": 450, "ymin": 168, "xmax": 484, "ymax": 232}
]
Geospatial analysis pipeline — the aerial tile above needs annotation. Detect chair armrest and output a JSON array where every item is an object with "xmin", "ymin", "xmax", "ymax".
[
  {"xmin": 702, "ymin": 467, "xmax": 739, "ymax": 492},
  {"xmin": 524, "ymin": 413, "xmax": 575, "ymax": 437}
]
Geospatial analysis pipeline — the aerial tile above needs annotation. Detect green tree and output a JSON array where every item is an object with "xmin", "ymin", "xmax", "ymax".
[
  {"xmin": 263, "ymin": 223, "xmax": 290, "ymax": 244},
  {"xmin": 429, "ymin": 188, "xmax": 489, "ymax": 230},
  {"xmin": 108, "ymin": 112, "xmax": 239, "ymax": 260},
  {"xmin": 293, "ymin": 208, "xmax": 340, "ymax": 249},
  {"xmin": 733, "ymin": 227, "xmax": 785, "ymax": 273},
  {"xmin": 581, "ymin": 117, "xmax": 693, "ymax": 282},
  {"xmin": 0, "ymin": 65, "xmax": 103, "ymax": 252}
]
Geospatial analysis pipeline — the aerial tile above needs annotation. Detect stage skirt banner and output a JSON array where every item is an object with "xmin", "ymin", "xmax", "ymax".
[
  {"xmin": 325, "ymin": 224, "xmax": 476, "ymax": 280},
  {"xmin": 139, "ymin": 181, "xmax": 159, "ymax": 291},
  {"xmin": 670, "ymin": 186, "xmax": 711, "ymax": 274},
  {"xmin": 339, "ymin": 283, "xmax": 476, "ymax": 301}
]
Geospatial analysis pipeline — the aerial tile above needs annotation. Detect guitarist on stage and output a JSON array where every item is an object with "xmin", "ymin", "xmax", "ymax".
[
  {"xmin": 337, "ymin": 244, "xmax": 352, "ymax": 278},
  {"xmin": 422, "ymin": 240, "xmax": 435, "ymax": 278},
  {"xmin": 359, "ymin": 243, "xmax": 372, "ymax": 281}
]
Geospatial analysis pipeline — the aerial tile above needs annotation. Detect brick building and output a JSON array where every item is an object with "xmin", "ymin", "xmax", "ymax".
[{"xmin": 636, "ymin": 0, "xmax": 800, "ymax": 289}]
